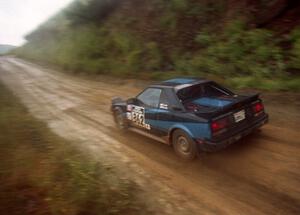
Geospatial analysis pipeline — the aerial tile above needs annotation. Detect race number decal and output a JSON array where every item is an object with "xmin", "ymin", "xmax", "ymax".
[{"xmin": 127, "ymin": 105, "xmax": 151, "ymax": 130}]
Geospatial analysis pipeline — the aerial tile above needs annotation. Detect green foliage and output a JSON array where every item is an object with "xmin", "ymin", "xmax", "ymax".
[
  {"xmin": 171, "ymin": 0, "xmax": 188, "ymax": 11},
  {"xmin": 65, "ymin": 0, "xmax": 120, "ymax": 25},
  {"xmin": 14, "ymin": 0, "xmax": 300, "ymax": 91},
  {"xmin": 289, "ymin": 28, "xmax": 300, "ymax": 70},
  {"xmin": 289, "ymin": 27, "xmax": 300, "ymax": 42},
  {"xmin": 186, "ymin": 25, "xmax": 285, "ymax": 78},
  {"xmin": 185, "ymin": 0, "xmax": 225, "ymax": 22},
  {"xmin": 144, "ymin": 42, "xmax": 163, "ymax": 71},
  {"xmin": 195, "ymin": 31, "xmax": 214, "ymax": 47},
  {"xmin": 126, "ymin": 49, "xmax": 143, "ymax": 73},
  {"xmin": 15, "ymin": 21, "xmax": 166, "ymax": 77},
  {"xmin": 159, "ymin": 11, "xmax": 177, "ymax": 30},
  {"xmin": 227, "ymin": 76, "xmax": 300, "ymax": 91},
  {"xmin": 224, "ymin": 20, "xmax": 247, "ymax": 37},
  {"xmin": 290, "ymin": 40, "xmax": 300, "ymax": 69}
]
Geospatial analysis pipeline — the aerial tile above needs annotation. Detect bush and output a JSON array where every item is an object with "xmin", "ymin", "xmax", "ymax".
[
  {"xmin": 227, "ymin": 76, "xmax": 300, "ymax": 91},
  {"xmin": 195, "ymin": 31, "xmax": 215, "ymax": 47},
  {"xmin": 187, "ymin": 24, "xmax": 285, "ymax": 78},
  {"xmin": 144, "ymin": 42, "xmax": 163, "ymax": 71},
  {"xmin": 171, "ymin": 0, "xmax": 188, "ymax": 11},
  {"xmin": 289, "ymin": 34, "xmax": 300, "ymax": 70},
  {"xmin": 13, "ymin": 0, "xmax": 300, "ymax": 92}
]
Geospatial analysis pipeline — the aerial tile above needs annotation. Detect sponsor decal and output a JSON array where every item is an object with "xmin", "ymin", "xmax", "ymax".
[
  {"xmin": 159, "ymin": 103, "xmax": 168, "ymax": 110},
  {"xmin": 127, "ymin": 105, "xmax": 151, "ymax": 130}
]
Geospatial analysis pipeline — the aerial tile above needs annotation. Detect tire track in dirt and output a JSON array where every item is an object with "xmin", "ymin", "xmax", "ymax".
[
  {"xmin": 0, "ymin": 57, "xmax": 212, "ymax": 214},
  {"xmin": 1, "ymin": 57, "xmax": 299, "ymax": 214}
]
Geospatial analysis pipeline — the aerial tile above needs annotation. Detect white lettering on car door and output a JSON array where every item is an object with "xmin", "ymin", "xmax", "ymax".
[{"xmin": 127, "ymin": 105, "xmax": 151, "ymax": 130}]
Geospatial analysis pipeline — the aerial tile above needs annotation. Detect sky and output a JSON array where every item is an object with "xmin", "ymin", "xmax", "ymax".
[{"xmin": 0, "ymin": 0, "xmax": 74, "ymax": 46}]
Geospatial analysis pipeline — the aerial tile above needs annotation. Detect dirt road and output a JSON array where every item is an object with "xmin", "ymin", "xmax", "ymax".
[{"xmin": 0, "ymin": 57, "xmax": 299, "ymax": 214}]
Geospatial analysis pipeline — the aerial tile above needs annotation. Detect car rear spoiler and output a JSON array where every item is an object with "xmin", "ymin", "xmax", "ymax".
[{"xmin": 195, "ymin": 93, "xmax": 260, "ymax": 119}]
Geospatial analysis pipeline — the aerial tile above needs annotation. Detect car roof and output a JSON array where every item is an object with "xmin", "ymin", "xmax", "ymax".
[{"xmin": 150, "ymin": 78, "xmax": 211, "ymax": 90}]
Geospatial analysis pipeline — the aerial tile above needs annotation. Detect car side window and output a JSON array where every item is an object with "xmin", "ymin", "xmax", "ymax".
[{"xmin": 137, "ymin": 88, "xmax": 162, "ymax": 108}]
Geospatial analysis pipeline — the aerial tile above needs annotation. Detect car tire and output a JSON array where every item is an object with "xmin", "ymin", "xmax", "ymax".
[
  {"xmin": 172, "ymin": 130, "xmax": 197, "ymax": 160},
  {"xmin": 113, "ymin": 108, "xmax": 128, "ymax": 130}
]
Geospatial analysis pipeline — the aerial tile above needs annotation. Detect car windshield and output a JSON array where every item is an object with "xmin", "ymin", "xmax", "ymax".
[{"xmin": 177, "ymin": 82, "xmax": 233, "ymax": 103}]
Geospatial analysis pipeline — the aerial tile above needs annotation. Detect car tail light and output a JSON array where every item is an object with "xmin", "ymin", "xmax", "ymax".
[
  {"xmin": 252, "ymin": 102, "xmax": 264, "ymax": 114},
  {"xmin": 211, "ymin": 117, "xmax": 230, "ymax": 134}
]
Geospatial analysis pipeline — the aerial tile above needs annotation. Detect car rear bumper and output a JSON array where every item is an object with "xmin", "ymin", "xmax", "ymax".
[{"xmin": 197, "ymin": 114, "xmax": 269, "ymax": 152}]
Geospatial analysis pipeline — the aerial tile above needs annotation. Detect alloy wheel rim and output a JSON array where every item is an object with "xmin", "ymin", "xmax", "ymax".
[{"xmin": 177, "ymin": 136, "xmax": 190, "ymax": 154}]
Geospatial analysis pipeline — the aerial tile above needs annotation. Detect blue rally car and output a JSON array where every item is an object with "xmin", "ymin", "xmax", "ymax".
[{"xmin": 111, "ymin": 78, "xmax": 268, "ymax": 160}]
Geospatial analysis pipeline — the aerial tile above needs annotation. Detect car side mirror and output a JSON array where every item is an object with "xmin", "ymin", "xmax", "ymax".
[{"xmin": 127, "ymin": 98, "xmax": 138, "ymax": 104}]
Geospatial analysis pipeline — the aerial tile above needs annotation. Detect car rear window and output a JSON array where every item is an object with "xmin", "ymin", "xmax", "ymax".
[{"xmin": 177, "ymin": 82, "xmax": 233, "ymax": 103}]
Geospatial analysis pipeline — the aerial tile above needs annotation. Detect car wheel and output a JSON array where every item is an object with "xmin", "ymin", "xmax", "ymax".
[
  {"xmin": 172, "ymin": 130, "xmax": 197, "ymax": 160},
  {"xmin": 114, "ymin": 108, "xmax": 127, "ymax": 130}
]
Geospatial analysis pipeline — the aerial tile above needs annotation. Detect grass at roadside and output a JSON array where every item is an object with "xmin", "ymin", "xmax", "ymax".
[
  {"xmin": 225, "ymin": 76, "xmax": 300, "ymax": 91},
  {"xmin": 0, "ymin": 82, "xmax": 145, "ymax": 215}
]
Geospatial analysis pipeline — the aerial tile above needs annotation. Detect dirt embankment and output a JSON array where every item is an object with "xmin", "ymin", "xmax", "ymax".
[{"xmin": 0, "ymin": 57, "xmax": 299, "ymax": 214}]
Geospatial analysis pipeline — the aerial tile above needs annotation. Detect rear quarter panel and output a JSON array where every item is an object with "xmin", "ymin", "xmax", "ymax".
[
  {"xmin": 168, "ymin": 122, "xmax": 211, "ymax": 140},
  {"xmin": 152, "ymin": 110, "xmax": 211, "ymax": 140}
]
